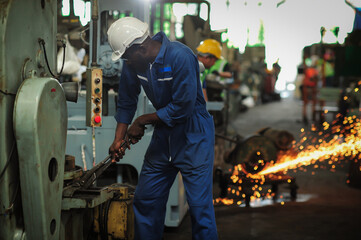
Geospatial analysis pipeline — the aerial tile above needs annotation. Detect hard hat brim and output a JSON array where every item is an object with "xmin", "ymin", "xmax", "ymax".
[
  {"xmin": 111, "ymin": 52, "xmax": 122, "ymax": 61},
  {"xmin": 110, "ymin": 33, "xmax": 149, "ymax": 62},
  {"xmin": 197, "ymin": 52, "xmax": 212, "ymax": 58}
]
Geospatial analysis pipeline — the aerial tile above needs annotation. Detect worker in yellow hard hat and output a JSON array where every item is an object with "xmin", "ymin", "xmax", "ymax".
[{"xmin": 197, "ymin": 39, "xmax": 233, "ymax": 102}]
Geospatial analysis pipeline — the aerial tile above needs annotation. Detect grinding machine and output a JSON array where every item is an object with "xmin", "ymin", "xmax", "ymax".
[{"xmin": 215, "ymin": 128, "xmax": 299, "ymax": 206}]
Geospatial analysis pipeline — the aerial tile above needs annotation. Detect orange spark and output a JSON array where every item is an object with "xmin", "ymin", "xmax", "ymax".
[{"xmin": 253, "ymin": 116, "xmax": 361, "ymax": 176}]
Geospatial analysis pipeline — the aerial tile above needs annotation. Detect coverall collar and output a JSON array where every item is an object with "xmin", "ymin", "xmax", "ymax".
[{"xmin": 152, "ymin": 32, "xmax": 169, "ymax": 65}]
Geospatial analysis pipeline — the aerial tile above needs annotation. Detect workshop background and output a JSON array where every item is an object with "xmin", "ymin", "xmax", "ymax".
[{"xmin": 1, "ymin": 0, "xmax": 361, "ymax": 240}]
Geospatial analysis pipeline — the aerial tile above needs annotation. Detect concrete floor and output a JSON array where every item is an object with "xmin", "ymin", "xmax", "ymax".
[{"xmin": 163, "ymin": 95, "xmax": 361, "ymax": 240}]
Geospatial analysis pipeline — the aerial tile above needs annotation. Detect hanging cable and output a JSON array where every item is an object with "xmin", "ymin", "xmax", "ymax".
[
  {"xmin": 0, "ymin": 142, "xmax": 19, "ymax": 217},
  {"xmin": 0, "ymin": 142, "xmax": 16, "ymax": 182},
  {"xmin": 38, "ymin": 38, "xmax": 66, "ymax": 79},
  {"xmin": 1, "ymin": 181, "xmax": 20, "ymax": 216},
  {"xmin": 0, "ymin": 89, "xmax": 16, "ymax": 96}
]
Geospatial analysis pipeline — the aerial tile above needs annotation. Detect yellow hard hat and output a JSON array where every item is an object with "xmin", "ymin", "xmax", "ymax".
[{"xmin": 197, "ymin": 39, "xmax": 222, "ymax": 59}]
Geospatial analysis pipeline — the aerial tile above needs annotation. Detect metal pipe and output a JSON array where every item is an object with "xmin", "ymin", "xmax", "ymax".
[
  {"xmin": 81, "ymin": 144, "xmax": 87, "ymax": 171},
  {"xmin": 91, "ymin": 0, "xmax": 99, "ymax": 67}
]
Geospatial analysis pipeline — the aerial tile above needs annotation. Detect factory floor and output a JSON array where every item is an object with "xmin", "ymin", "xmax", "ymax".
[{"xmin": 163, "ymin": 93, "xmax": 361, "ymax": 240}]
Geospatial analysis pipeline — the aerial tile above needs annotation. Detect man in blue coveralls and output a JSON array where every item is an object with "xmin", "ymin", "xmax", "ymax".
[{"xmin": 107, "ymin": 17, "xmax": 218, "ymax": 240}]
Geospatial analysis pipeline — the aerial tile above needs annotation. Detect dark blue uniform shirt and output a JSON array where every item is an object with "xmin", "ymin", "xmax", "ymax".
[{"xmin": 115, "ymin": 31, "xmax": 206, "ymax": 127}]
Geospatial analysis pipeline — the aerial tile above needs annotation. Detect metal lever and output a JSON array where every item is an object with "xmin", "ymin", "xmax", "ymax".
[
  {"xmin": 79, "ymin": 154, "xmax": 112, "ymax": 189},
  {"xmin": 63, "ymin": 140, "xmax": 130, "ymax": 197},
  {"xmin": 79, "ymin": 139, "xmax": 130, "ymax": 189}
]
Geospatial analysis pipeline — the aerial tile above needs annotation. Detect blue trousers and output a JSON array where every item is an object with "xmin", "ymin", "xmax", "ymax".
[{"xmin": 133, "ymin": 109, "xmax": 218, "ymax": 240}]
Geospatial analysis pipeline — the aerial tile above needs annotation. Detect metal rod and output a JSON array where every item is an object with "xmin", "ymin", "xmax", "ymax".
[
  {"xmin": 215, "ymin": 133, "xmax": 239, "ymax": 143},
  {"xmin": 91, "ymin": 0, "xmax": 99, "ymax": 67}
]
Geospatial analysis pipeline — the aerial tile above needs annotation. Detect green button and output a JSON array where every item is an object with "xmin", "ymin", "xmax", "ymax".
[{"xmin": 95, "ymin": 88, "xmax": 100, "ymax": 94}]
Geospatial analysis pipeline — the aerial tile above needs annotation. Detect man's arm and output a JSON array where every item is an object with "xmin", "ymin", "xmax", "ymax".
[
  {"xmin": 110, "ymin": 65, "xmax": 141, "ymax": 161},
  {"xmin": 219, "ymin": 62, "xmax": 233, "ymax": 78},
  {"xmin": 127, "ymin": 113, "xmax": 161, "ymax": 144},
  {"xmin": 114, "ymin": 65, "xmax": 141, "ymax": 124},
  {"xmin": 110, "ymin": 113, "xmax": 161, "ymax": 160},
  {"xmin": 219, "ymin": 71, "xmax": 233, "ymax": 78}
]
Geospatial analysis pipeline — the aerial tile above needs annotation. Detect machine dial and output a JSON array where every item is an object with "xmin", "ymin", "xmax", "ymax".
[{"xmin": 98, "ymin": 50, "xmax": 122, "ymax": 78}]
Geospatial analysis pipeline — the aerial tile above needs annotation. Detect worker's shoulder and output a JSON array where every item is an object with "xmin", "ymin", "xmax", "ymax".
[{"xmin": 167, "ymin": 40, "xmax": 194, "ymax": 57}]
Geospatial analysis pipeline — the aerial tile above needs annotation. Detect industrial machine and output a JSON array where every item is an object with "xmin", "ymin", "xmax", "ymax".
[
  {"xmin": 1, "ymin": 0, "xmax": 133, "ymax": 239},
  {"xmin": 1, "ymin": 1, "xmax": 61, "ymax": 238},
  {"xmin": 215, "ymin": 128, "xmax": 298, "ymax": 207}
]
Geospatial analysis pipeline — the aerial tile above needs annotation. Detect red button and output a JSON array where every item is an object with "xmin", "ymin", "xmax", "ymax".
[{"xmin": 94, "ymin": 116, "xmax": 101, "ymax": 123}]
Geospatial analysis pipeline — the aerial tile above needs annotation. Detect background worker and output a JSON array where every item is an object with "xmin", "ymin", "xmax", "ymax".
[
  {"xmin": 107, "ymin": 17, "xmax": 218, "ymax": 240},
  {"xmin": 197, "ymin": 39, "xmax": 233, "ymax": 127},
  {"xmin": 197, "ymin": 39, "xmax": 233, "ymax": 102},
  {"xmin": 302, "ymin": 56, "xmax": 319, "ymax": 124}
]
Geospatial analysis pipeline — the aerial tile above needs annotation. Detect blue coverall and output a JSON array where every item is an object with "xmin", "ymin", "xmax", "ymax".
[{"xmin": 115, "ymin": 32, "xmax": 218, "ymax": 240}]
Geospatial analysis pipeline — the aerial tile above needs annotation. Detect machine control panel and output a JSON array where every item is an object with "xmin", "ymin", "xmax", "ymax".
[{"xmin": 86, "ymin": 68, "xmax": 103, "ymax": 127}]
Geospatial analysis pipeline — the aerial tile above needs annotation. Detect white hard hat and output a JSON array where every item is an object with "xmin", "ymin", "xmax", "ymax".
[{"xmin": 107, "ymin": 17, "xmax": 149, "ymax": 61}]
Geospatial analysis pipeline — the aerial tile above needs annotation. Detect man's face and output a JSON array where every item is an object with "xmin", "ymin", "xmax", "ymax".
[
  {"xmin": 197, "ymin": 55, "xmax": 216, "ymax": 69},
  {"xmin": 122, "ymin": 44, "xmax": 149, "ymax": 73}
]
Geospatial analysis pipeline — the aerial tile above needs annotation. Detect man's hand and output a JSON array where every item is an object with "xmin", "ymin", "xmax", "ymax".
[
  {"xmin": 109, "ymin": 123, "xmax": 129, "ymax": 162},
  {"xmin": 109, "ymin": 138, "xmax": 130, "ymax": 162},
  {"xmin": 127, "ymin": 113, "xmax": 161, "ymax": 144},
  {"xmin": 127, "ymin": 118, "xmax": 147, "ymax": 144}
]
